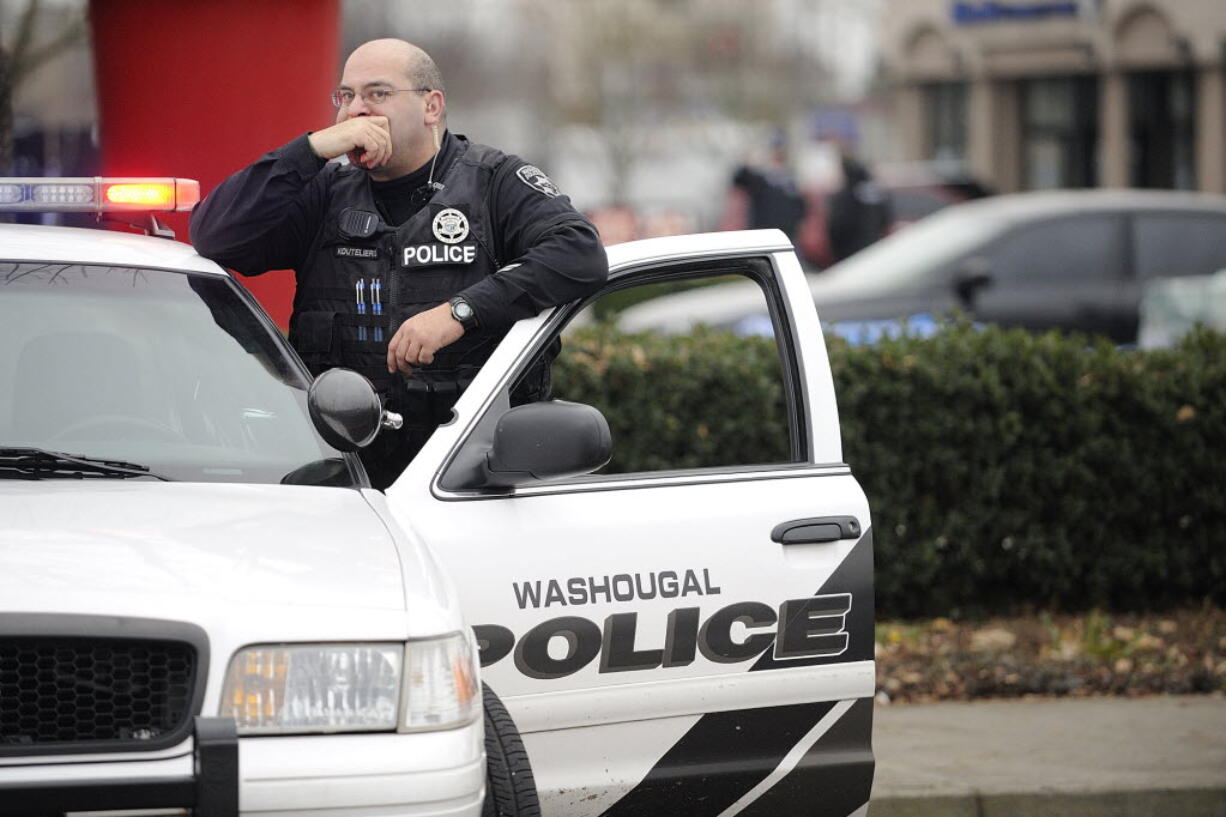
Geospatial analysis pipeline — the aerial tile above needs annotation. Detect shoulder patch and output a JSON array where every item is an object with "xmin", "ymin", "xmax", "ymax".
[{"xmin": 516, "ymin": 164, "xmax": 561, "ymax": 198}]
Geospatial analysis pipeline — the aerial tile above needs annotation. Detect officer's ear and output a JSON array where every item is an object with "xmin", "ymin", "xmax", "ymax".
[{"xmin": 423, "ymin": 90, "xmax": 445, "ymax": 125}]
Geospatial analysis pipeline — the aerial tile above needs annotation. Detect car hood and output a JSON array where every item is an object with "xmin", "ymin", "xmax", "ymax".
[
  {"xmin": 806, "ymin": 265, "xmax": 951, "ymax": 313},
  {"xmin": 809, "ymin": 276, "xmax": 953, "ymax": 325},
  {"xmin": 0, "ymin": 481, "xmax": 406, "ymax": 614}
]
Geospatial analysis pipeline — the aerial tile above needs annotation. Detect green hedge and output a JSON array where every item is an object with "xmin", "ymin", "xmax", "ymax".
[
  {"xmin": 553, "ymin": 324, "xmax": 790, "ymax": 473},
  {"xmin": 552, "ymin": 322, "xmax": 1226, "ymax": 618}
]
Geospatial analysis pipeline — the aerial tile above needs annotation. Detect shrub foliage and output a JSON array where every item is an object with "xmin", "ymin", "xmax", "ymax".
[
  {"xmin": 553, "ymin": 322, "xmax": 1226, "ymax": 618},
  {"xmin": 554, "ymin": 324, "xmax": 790, "ymax": 473}
]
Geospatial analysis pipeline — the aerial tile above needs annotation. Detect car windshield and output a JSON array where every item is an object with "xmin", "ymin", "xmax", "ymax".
[
  {"xmin": 817, "ymin": 203, "xmax": 1004, "ymax": 293},
  {"xmin": 0, "ymin": 262, "xmax": 357, "ymax": 486}
]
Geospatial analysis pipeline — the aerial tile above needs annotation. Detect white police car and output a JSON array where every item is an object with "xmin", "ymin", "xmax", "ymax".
[
  {"xmin": 1, "ymin": 179, "xmax": 876, "ymax": 817},
  {"xmin": 0, "ymin": 179, "xmax": 498, "ymax": 817}
]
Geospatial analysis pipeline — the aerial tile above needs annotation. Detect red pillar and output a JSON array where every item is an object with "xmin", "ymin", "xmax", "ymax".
[{"xmin": 90, "ymin": 0, "xmax": 340, "ymax": 327}]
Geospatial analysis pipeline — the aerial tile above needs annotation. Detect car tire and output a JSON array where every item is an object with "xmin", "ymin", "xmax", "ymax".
[{"xmin": 482, "ymin": 683, "xmax": 540, "ymax": 817}]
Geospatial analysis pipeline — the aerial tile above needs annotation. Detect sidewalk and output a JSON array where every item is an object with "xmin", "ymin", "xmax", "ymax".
[{"xmin": 869, "ymin": 694, "xmax": 1226, "ymax": 817}]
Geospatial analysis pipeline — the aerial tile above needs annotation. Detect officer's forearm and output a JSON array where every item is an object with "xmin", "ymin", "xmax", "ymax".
[
  {"xmin": 190, "ymin": 135, "xmax": 327, "ymax": 274},
  {"xmin": 460, "ymin": 221, "xmax": 608, "ymax": 327}
]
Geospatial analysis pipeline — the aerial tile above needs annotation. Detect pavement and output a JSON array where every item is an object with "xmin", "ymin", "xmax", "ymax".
[{"xmin": 869, "ymin": 694, "xmax": 1226, "ymax": 817}]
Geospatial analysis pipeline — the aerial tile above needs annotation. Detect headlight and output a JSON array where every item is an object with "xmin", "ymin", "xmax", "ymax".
[
  {"xmin": 402, "ymin": 632, "xmax": 480, "ymax": 732},
  {"xmin": 220, "ymin": 633, "xmax": 480, "ymax": 735},
  {"xmin": 221, "ymin": 643, "xmax": 402, "ymax": 734}
]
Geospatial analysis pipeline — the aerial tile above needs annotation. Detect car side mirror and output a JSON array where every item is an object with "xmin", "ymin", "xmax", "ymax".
[
  {"xmin": 308, "ymin": 368, "xmax": 403, "ymax": 452},
  {"xmin": 443, "ymin": 400, "xmax": 612, "ymax": 490},
  {"xmin": 487, "ymin": 400, "xmax": 611, "ymax": 485},
  {"xmin": 953, "ymin": 257, "xmax": 993, "ymax": 307}
]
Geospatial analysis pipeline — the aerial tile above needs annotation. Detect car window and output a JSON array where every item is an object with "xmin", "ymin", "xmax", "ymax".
[
  {"xmin": 544, "ymin": 263, "xmax": 796, "ymax": 476},
  {"xmin": 819, "ymin": 204, "xmax": 998, "ymax": 289},
  {"xmin": 988, "ymin": 215, "xmax": 1126, "ymax": 283},
  {"xmin": 891, "ymin": 189, "xmax": 956, "ymax": 223},
  {"xmin": 0, "ymin": 262, "xmax": 357, "ymax": 485},
  {"xmin": 1134, "ymin": 213, "xmax": 1226, "ymax": 280}
]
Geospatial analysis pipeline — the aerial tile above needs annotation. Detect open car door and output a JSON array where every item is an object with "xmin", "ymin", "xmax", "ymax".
[{"xmin": 385, "ymin": 230, "xmax": 875, "ymax": 817}]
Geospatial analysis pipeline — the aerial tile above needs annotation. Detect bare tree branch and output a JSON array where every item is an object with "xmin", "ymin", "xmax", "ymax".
[
  {"xmin": 10, "ymin": 15, "xmax": 86, "ymax": 87},
  {"xmin": 0, "ymin": 44, "xmax": 12, "ymax": 173},
  {"xmin": 9, "ymin": 0, "xmax": 41, "ymax": 68},
  {"xmin": 1, "ymin": 0, "xmax": 88, "ymax": 174}
]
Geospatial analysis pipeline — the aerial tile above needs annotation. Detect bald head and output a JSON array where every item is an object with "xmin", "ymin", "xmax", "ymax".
[
  {"xmin": 336, "ymin": 38, "xmax": 448, "ymax": 179},
  {"xmin": 347, "ymin": 39, "xmax": 445, "ymax": 96}
]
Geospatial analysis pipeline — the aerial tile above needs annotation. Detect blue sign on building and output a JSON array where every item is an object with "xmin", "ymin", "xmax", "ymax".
[
  {"xmin": 951, "ymin": 1, "xmax": 1090, "ymax": 24},
  {"xmin": 810, "ymin": 108, "xmax": 860, "ymax": 146}
]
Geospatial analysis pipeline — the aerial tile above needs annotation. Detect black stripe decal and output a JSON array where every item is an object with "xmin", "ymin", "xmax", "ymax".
[
  {"xmin": 596, "ymin": 700, "xmax": 838, "ymax": 817},
  {"xmin": 735, "ymin": 697, "xmax": 875, "ymax": 817},
  {"xmin": 598, "ymin": 529, "xmax": 874, "ymax": 817}
]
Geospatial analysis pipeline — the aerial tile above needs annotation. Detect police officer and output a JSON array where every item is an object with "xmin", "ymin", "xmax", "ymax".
[
  {"xmin": 731, "ymin": 130, "xmax": 806, "ymax": 242},
  {"xmin": 826, "ymin": 154, "xmax": 892, "ymax": 263},
  {"xmin": 191, "ymin": 39, "xmax": 608, "ymax": 488}
]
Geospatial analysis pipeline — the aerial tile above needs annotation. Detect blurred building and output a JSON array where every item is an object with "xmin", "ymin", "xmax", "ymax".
[{"xmin": 880, "ymin": 0, "xmax": 1226, "ymax": 194}]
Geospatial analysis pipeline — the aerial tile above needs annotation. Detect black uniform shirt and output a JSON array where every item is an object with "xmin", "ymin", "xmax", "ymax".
[{"xmin": 190, "ymin": 131, "xmax": 607, "ymax": 330}]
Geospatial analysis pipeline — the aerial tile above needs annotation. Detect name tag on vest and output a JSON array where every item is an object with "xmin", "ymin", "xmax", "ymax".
[
  {"xmin": 402, "ymin": 244, "xmax": 478, "ymax": 267},
  {"xmin": 335, "ymin": 246, "xmax": 379, "ymax": 259}
]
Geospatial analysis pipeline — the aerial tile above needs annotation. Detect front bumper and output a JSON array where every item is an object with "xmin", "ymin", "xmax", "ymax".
[
  {"xmin": 0, "ymin": 718, "xmax": 485, "ymax": 817},
  {"xmin": 0, "ymin": 717, "xmax": 237, "ymax": 816}
]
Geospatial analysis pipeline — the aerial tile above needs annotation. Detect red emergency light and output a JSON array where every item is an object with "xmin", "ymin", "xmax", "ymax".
[{"xmin": 0, "ymin": 178, "xmax": 201, "ymax": 213}]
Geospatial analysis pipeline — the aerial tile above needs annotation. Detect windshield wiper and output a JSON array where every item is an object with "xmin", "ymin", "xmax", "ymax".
[{"xmin": 0, "ymin": 447, "xmax": 172, "ymax": 481}]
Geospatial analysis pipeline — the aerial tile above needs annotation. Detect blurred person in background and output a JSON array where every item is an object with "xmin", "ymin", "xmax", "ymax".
[
  {"xmin": 730, "ymin": 129, "xmax": 807, "ymax": 242},
  {"xmin": 191, "ymin": 38, "xmax": 607, "ymax": 488},
  {"xmin": 826, "ymin": 153, "xmax": 893, "ymax": 263}
]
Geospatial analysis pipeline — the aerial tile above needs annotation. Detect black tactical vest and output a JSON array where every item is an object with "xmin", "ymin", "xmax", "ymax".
[{"xmin": 288, "ymin": 139, "xmax": 513, "ymax": 421}]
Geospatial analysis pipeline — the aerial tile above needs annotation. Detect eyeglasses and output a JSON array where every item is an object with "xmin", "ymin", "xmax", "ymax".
[{"xmin": 331, "ymin": 87, "xmax": 431, "ymax": 108}]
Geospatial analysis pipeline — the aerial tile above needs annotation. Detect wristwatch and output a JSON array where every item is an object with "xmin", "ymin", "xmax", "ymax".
[{"xmin": 448, "ymin": 296, "xmax": 478, "ymax": 330}]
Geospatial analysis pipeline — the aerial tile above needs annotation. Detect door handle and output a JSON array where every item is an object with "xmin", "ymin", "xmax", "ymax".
[{"xmin": 771, "ymin": 516, "xmax": 861, "ymax": 545}]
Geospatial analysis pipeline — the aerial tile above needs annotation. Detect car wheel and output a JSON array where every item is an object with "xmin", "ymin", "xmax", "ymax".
[{"xmin": 482, "ymin": 683, "xmax": 540, "ymax": 817}]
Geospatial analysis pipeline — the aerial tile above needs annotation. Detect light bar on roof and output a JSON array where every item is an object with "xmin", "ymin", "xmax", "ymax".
[{"xmin": 0, "ymin": 177, "xmax": 200, "ymax": 213}]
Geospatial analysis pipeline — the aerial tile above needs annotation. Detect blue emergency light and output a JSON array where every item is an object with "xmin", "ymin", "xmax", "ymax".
[{"xmin": 0, "ymin": 178, "xmax": 200, "ymax": 213}]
